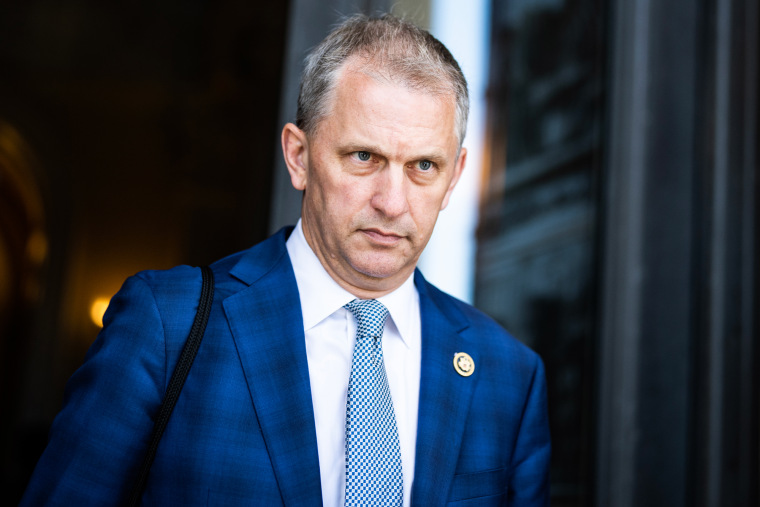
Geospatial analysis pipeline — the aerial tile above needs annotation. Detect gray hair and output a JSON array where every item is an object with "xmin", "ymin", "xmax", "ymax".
[{"xmin": 296, "ymin": 14, "xmax": 469, "ymax": 146}]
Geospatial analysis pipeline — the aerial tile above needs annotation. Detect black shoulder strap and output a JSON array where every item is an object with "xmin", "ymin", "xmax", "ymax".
[{"xmin": 127, "ymin": 265, "xmax": 215, "ymax": 506}]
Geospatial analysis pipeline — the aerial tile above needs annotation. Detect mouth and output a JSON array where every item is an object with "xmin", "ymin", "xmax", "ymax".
[{"xmin": 360, "ymin": 228, "xmax": 405, "ymax": 246}]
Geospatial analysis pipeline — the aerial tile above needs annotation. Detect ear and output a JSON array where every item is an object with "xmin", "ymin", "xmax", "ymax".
[
  {"xmin": 440, "ymin": 147, "xmax": 467, "ymax": 211},
  {"xmin": 281, "ymin": 122, "xmax": 309, "ymax": 191}
]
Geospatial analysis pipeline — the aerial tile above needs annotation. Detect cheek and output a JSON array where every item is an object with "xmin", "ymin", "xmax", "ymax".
[
  {"xmin": 323, "ymin": 184, "xmax": 361, "ymax": 218},
  {"xmin": 409, "ymin": 192, "xmax": 447, "ymax": 228},
  {"xmin": 329, "ymin": 175, "xmax": 375, "ymax": 211},
  {"xmin": 311, "ymin": 176, "xmax": 369, "ymax": 232}
]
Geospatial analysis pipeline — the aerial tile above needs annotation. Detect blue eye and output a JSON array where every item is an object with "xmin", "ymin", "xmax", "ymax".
[
  {"xmin": 356, "ymin": 151, "xmax": 371, "ymax": 161},
  {"xmin": 419, "ymin": 160, "xmax": 432, "ymax": 171}
]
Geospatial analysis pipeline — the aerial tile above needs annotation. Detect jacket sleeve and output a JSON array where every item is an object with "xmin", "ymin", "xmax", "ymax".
[
  {"xmin": 508, "ymin": 354, "xmax": 551, "ymax": 507},
  {"xmin": 20, "ymin": 274, "xmax": 168, "ymax": 506}
]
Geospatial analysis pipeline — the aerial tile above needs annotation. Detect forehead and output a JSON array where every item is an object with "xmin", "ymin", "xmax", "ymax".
[{"xmin": 316, "ymin": 64, "xmax": 459, "ymax": 156}]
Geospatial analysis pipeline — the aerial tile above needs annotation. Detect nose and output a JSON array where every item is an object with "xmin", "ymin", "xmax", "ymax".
[{"xmin": 370, "ymin": 164, "xmax": 409, "ymax": 218}]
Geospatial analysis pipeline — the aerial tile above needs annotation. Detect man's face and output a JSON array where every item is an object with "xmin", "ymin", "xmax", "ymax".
[{"xmin": 282, "ymin": 65, "xmax": 466, "ymax": 297}]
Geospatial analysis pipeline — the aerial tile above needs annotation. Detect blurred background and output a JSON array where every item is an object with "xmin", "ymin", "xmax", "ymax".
[{"xmin": 0, "ymin": 0, "xmax": 757, "ymax": 505}]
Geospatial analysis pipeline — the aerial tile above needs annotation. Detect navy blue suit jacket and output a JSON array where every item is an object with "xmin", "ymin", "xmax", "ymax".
[{"xmin": 22, "ymin": 228, "xmax": 550, "ymax": 506}]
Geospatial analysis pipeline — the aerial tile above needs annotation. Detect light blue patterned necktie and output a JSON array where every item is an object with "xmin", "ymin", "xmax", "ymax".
[{"xmin": 344, "ymin": 299, "xmax": 403, "ymax": 507}]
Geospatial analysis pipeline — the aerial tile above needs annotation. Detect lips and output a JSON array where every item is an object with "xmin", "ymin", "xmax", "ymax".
[{"xmin": 360, "ymin": 227, "xmax": 405, "ymax": 246}]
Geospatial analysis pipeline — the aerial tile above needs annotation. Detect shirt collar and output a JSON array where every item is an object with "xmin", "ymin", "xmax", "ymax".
[{"xmin": 286, "ymin": 219, "xmax": 418, "ymax": 349}]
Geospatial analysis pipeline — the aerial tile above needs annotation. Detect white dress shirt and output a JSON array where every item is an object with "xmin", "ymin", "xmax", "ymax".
[{"xmin": 286, "ymin": 220, "xmax": 421, "ymax": 507}]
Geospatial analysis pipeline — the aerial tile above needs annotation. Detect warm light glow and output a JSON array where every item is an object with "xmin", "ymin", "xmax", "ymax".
[
  {"xmin": 26, "ymin": 229, "xmax": 48, "ymax": 265},
  {"xmin": 90, "ymin": 297, "xmax": 111, "ymax": 328}
]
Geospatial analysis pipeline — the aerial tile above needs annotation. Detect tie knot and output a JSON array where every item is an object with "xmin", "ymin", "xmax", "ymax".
[{"xmin": 344, "ymin": 299, "xmax": 388, "ymax": 338}]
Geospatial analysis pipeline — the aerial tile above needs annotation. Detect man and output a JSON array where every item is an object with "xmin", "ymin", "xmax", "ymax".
[{"xmin": 22, "ymin": 14, "xmax": 550, "ymax": 506}]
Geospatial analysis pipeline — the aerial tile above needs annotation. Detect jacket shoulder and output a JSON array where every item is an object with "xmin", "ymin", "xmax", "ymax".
[{"xmin": 132, "ymin": 226, "xmax": 293, "ymax": 304}]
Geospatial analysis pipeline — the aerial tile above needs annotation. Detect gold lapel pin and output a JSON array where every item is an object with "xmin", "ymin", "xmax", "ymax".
[{"xmin": 453, "ymin": 352, "xmax": 475, "ymax": 377}]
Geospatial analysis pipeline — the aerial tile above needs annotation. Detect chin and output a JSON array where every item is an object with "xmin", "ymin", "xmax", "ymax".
[{"xmin": 350, "ymin": 256, "xmax": 408, "ymax": 281}]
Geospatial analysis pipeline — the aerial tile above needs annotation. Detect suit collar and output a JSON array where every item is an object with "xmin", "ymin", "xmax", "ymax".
[
  {"xmin": 228, "ymin": 226, "xmax": 295, "ymax": 287},
  {"xmin": 412, "ymin": 270, "xmax": 479, "ymax": 506},
  {"xmin": 413, "ymin": 270, "xmax": 470, "ymax": 333},
  {"xmin": 223, "ymin": 228, "xmax": 323, "ymax": 507}
]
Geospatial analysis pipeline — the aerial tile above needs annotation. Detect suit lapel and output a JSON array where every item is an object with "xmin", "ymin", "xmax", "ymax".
[
  {"xmin": 412, "ymin": 272, "xmax": 479, "ymax": 507},
  {"xmin": 223, "ymin": 231, "xmax": 322, "ymax": 507}
]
